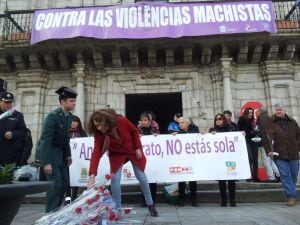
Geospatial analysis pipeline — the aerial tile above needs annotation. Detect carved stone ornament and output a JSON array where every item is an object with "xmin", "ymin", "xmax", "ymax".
[
  {"xmin": 210, "ymin": 62, "xmax": 222, "ymax": 82},
  {"xmin": 140, "ymin": 66, "xmax": 165, "ymax": 79}
]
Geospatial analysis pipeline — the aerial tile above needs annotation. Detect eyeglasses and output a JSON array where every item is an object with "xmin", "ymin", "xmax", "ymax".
[{"xmin": 215, "ymin": 117, "xmax": 223, "ymax": 121}]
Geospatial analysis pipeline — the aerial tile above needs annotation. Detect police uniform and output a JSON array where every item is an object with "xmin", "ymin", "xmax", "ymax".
[
  {"xmin": 38, "ymin": 87, "xmax": 77, "ymax": 212},
  {"xmin": 0, "ymin": 92, "xmax": 26, "ymax": 166}
]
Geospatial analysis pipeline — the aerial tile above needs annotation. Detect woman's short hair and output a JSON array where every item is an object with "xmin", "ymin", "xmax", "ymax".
[
  {"xmin": 223, "ymin": 110, "xmax": 232, "ymax": 116},
  {"xmin": 140, "ymin": 112, "xmax": 151, "ymax": 121},
  {"xmin": 178, "ymin": 116, "xmax": 190, "ymax": 124},
  {"xmin": 87, "ymin": 109, "xmax": 117, "ymax": 135}
]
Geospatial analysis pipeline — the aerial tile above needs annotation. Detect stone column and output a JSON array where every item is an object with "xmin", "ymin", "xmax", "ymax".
[
  {"xmin": 220, "ymin": 58, "xmax": 234, "ymax": 117},
  {"xmin": 73, "ymin": 64, "xmax": 86, "ymax": 122},
  {"xmin": 210, "ymin": 62, "xmax": 222, "ymax": 114},
  {"xmin": 16, "ymin": 69, "xmax": 48, "ymax": 160}
]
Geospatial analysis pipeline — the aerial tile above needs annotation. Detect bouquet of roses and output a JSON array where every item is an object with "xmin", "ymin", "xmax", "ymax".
[{"xmin": 35, "ymin": 174, "xmax": 139, "ymax": 225}]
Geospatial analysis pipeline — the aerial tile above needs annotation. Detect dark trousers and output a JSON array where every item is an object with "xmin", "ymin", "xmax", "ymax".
[
  {"xmin": 178, "ymin": 181, "xmax": 197, "ymax": 201},
  {"xmin": 66, "ymin": 186, "xmax": 79, "ymax": 202},
  {"xmin": 66, "ymin": 168, "xmax": 79, "ymax": 201},
  {"xmin": 142, "ymin": 183, "xmax": 157, "ymax": 203},
  {"xmin": 247, "ymin": 140, "xmax": 259, "ymax": 180},
  {"xmin": 45, "ymin": 165, "xmax": 68, "ymax": 212},
  {"xmin": 218, "ymin": 180, "xmax": 236, "ymax": 204}
]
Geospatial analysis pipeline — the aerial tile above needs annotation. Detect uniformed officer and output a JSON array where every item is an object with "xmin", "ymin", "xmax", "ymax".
[
  {"xmin": 38, "ymin": 87, "xmax": 77, "ymax": 212},
  {"xmin": 0, "ymin": 91, "xmax": 26, "ymax": 166}
]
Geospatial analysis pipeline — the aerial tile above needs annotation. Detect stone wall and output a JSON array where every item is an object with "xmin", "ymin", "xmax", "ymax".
[{"xmin": 3, "ymin": 60, "xmax": 300, "ymax": 162}]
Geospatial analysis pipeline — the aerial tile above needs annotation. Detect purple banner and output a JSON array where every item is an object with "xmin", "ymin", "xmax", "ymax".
[{"xmin": 31, "ymin": 1, "xmax": 276, "ymax": 44}]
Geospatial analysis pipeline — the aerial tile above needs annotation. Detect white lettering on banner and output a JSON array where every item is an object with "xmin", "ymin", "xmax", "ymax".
[
  {"xmin": 35, "ymin": 11, "xmax": 86, "ymax": 30},
  {"xmin": 87, "ymin": 10, "xmax": 113, "ymax": 27},
  {"xmin": 193, "ymin": 3, "xmax": 271, "ymax": 24},
  {"xmin": 69, "ymin": 132, "xmax": 251, "ymax": 187},
  {"xmin": 34, "ymin": 3, "xmax": 272, "ymax": 31},
  {"xmin": 115, "ymin": 6, "xmax": 191, "ymax": 28}
]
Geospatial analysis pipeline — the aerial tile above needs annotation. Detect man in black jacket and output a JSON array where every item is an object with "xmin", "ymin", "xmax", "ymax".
[{"xmin": 0, "ymin": 91, "xmax": 26, "ymax": 166}]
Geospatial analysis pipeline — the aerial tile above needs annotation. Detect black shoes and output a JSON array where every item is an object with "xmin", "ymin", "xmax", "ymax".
[
  {"xmin": 191, "ymin": 200, "xmax": 199, "ymax": 207},
  {"xmin": 178, "ymin": 199, "xmax": 198, "ymax": 207},
  {"xmin": 221, "ymin": 202, "xmax": 227, "ymax": 207},
  {"xmin": 148, "ymin": 204, "xmax": 158, "ymax": 217},
  {"xmin": 221, "ymin": 201, "xmax": 236, "ymax": 207},
  {"xmin": 178, "ymin": 199, "xmax": 185, "ymax": 207},
  {"xmin": 64, "ymin": 197, "xmax": 71, "ymax": 205},
  {"xmin": 230, "ymin": 201, "xmax": 237, "ymax": 207}
]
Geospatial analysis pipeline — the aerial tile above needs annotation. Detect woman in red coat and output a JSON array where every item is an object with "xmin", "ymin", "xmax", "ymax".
[{"xmin": 87, "ymin": 109, "xmax": 158, "ymax": 217}]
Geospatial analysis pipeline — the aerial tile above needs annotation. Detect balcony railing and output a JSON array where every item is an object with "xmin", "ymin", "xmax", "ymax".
[{"xmin": 0, "ymin": 0, "xmax": 299, "ymax": 42}]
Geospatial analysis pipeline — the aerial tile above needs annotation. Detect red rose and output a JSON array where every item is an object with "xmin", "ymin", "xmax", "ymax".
[
  {"xmin": 93, "ymin": 194, "xmax": 100, "ymax": 201},
  {"xmin": 108, "ymin": 211, "xmax": 116, "ymax": 221},
  {"xmin": 86, "ymin": 199, "xmax": 93, "ymax": 205},
  {"xmin": 124, "ymin": 208, "xmax": 131, "ymax": 214},
  {"xmin": 99, "ymin": 186, "xmax": 105, "ymax": 193},
  {"xmin": 105, "ymin": 174, "xmax": 112, "ymax": 180},
  {"xmin": 74, "ymin": 207, "xmax": 82, "ymax": 214}
]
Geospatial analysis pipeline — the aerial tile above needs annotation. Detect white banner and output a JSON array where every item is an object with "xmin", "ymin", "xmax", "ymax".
[{"xmin": 69, "ymin": 132, "xmax": 251, "ymax": 186}]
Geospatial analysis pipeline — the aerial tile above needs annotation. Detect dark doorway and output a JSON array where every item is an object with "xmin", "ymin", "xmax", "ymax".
[{"xmin": 125, "ymin": 93, "xmax": 182, "ymax": 134}]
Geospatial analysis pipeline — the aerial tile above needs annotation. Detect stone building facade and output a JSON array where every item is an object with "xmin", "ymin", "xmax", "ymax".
[{"xmin": 0, "ymin": 0, "xmax": 299, "ymax": 161}]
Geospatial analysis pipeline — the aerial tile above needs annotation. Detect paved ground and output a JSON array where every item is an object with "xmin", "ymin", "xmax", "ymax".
[{"xmin": 12, "ymin": 202, "xmax": 300, "ymax": 225}]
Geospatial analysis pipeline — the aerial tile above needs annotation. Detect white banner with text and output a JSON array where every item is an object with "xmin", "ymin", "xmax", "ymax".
[{"xmin": 69, "ymin": 132, "xmax": 251, "ymax": 186}]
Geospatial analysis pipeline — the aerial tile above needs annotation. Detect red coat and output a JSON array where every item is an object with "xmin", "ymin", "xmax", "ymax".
[{"xmin": 89, "ymin": 116, "xmax": 146, "ymax": 175}]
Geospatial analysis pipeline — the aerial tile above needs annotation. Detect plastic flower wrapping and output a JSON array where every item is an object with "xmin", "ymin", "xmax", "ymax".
[
  {"xmin": 34, "ymin": 174, "xmax": 140, "ymax": 225},
  {"xmin": 14, "ymin": 165, "xmax": 39, "ymax": 181}
]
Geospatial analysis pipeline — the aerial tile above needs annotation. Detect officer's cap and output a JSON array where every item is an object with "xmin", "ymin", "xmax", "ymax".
[
  {"xmin": 0, "ymin": 91, "xmax": 14, "ymax": 102},
  {"xmin": 55, "ymin": 87, "xmax": 77, "ymax": 100}
]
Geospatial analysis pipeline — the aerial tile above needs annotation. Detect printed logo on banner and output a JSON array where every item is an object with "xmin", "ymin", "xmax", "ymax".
[
  {"xmin": 122, "ymin": 167, "xmax": 136, "ymax": 181},
  {"xmin": 226, "ymin": 161, "xmax": 237, "ymax": 176},
  {"xmin": 169, "ymin": 166, "xmax": 194, "ymax": 175},
  {"xmin": 80, "ymin": 167, "xmax": 88, "ymax": 179},
  {"xmin": 220, "ymin": 25, "xmax": 226, "ymax": 33},
  {"xmin": 226, "ymin": 161, "xmax": 236, "ymax": 171},
  {"xmin": 263, "ymin": 23, "xmax": 270, "ymax": 31},
  {"xmin": 77, "ymin": 167, "xmax": 89, "ymax": 184}
]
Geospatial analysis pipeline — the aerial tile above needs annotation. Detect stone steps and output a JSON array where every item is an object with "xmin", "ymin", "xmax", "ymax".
[{"xmin": 24, "ymin": 181, "xmax": 300, "ymax": 204}]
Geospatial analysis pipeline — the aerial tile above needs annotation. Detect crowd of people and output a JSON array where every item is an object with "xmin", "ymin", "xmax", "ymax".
[{"xmin": 1, "ymin": 86, "xmax": 299, "ymax": 216}]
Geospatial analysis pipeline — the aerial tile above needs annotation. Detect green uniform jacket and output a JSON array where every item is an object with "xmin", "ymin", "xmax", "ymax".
[{"xmin": 38, "ymin": 107, "xmax": 72, "ymax": 167}]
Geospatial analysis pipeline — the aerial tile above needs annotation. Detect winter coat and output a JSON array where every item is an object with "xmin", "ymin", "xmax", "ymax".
[
  {"xmin": 179, "ymin": 124, "xmax": 199, "ymax": 134},
  {"xmin": 238, "ymin": 117, "xmax": 254, "ymax": 141},
  {"xmin": 0, "ymin": 109, "xmax": 26, "ymax": 165},
  {"xmin": 89, "ymin": 115, "xmax": 146, "ymax": 175},
  {"xmin": 37, "ymin": 107, "xmax": 72, "ymax": 167},
  {"xmin": 19, "ymin": 127, "xmax": 33, "ymax": 166},
  {"xmin": 138, "ymin": 125, "xmax": 159, "ymax": 136},
  {"xmin": 261, "ymin": 114, "xmax": 300, "ymax": 160},
  {"xmin": 209, "ymin": 125, "xmax": 231, "ymax": 133}
]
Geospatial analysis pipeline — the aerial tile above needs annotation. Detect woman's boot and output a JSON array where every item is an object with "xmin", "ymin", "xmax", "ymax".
[{"xmin": 148, "ymin": 204, "xmax": 158, "ymax": 217}]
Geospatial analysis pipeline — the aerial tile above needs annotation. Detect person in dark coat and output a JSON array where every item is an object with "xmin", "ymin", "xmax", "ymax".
[
  {"xmin": 177, "ymin": 116, "xmax": 199, "ymax": 207},
  {"xmin": 261, "ymin": 103, "xmax": 300, "ymax": 206},
  {"xmin": 209, "ymin": 113, "xmax": 237, "ymax": 207},
  {"xmin": 223, "ymin": 110, "xmax": 238, "ymax": 131},
  {"xmin": 238, "ymin": 107, "xmax": 259, "ymax": 182},
  {"xmin": 65, "ymin": 115, "xmax": 87, "ymax": 202},
  {"xmin": 19, "ymin": 127, "xmax": 33, "ymax": 166},
  {"xmin": 256, "ymin": 106, "xmax": 280, "ymax": 182},
  {"xmin": 138, "ymin": 112, "xmax": 159, "ymax": 206},
  {"xmin": 38, "ymin": 87, "xmax": 77, "ymax": 212},
  {"xmin": 0, "ymin": 91, "xmax": 26, "ymax": 166}
]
